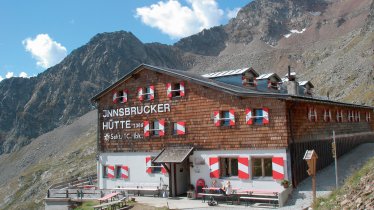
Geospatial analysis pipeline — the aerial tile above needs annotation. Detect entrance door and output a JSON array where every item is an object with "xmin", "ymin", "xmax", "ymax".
[{"xmin": 171, "ymin": 160, "xmax": 190, "ymax": 196}]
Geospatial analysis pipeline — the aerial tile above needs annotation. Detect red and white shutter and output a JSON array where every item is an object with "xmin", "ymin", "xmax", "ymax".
[
  {"xmin": 122, "ymin": 90, "xmax": 128, "ymax": 103},
  {"xmin": 263, "ymin": 107, "xmax": 269, "ymax": 124},
  {"xmin": 146, "ymin": 156, "xmax": 152, "ymax": 174},
  {"xmin": 229, "ymin": 109, "xmax": 235, "ymax": 126},
  {"xmin": 272, "ymin": 157, "xmax": 284, "ymax": 180},
  {"xmin": 267, "ymin": 80, "xmax": 271, "ymax": 88},
  {"xmin": 254, "ymin": 79, "xmax": 257, "ymax": 87},
  {"xmin": 137, "ymin": 87, "xmax": 143, "ymax": 101},
  {"xmin": 144, "ymin": 121, "xmax": 150, "ymax": 137},
  {"xmin": 238, "ymin": 157, "xmax": 249, "ymax": 179},
  {"xmin": 121, "ymin": 166, "xmax": 129, "ymax": 179},
  {"xmin": 149, "ymin": 85, "xmax": 155, "ymax": 100},
  {"xmin": 209, "ymin": 157, "xmax": 220, "ymax": 178},
  {"xmin": 158, "ymin": 119, "xmax": 165, "ymax": 136},
  {"xmin": 107, "ymin": 165, "xmax": 115, "ymax": 179},
  {"xmin": 161, "ymin": 165, "xmax": 167, "ymax": 174},
  {"xmin": 166, "ymin": 83, "xmax": 172, "ymax": 99},
  {"xmin": 176, "ymin": 121, "xmax": 185, "ymax": 135},
  {"xmin": 179, "ymin": 82, "xmax": 185, "ymax": 97},
  {"xmin": 245, "ymin": 108, "xmax": 253, "ymax": 125},
  {"xmin": 213, "ymin": 111, "xmax": 220, "ymax": 126},
  {"xmin": 112, "ymin": 91, "xmax": 118, "ymax": 104}
]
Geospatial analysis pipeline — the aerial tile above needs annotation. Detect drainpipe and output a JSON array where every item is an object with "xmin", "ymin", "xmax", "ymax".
[{"xmin": 287, "ymin": 101, "xmax": 296, "ymax": 187}]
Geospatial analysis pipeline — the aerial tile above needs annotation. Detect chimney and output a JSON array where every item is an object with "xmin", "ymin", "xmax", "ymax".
[{"xmin": 285, "ymin": 66, "xmax": 298, "ymax": 95}]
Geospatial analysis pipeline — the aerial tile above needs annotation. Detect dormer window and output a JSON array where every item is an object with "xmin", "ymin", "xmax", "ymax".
[
  {"xmin": 166, "ymin": 82, "xmax": 185, "ymax": 99},
  {"xmin": 268, "ymin": 81, "xmax": 279, "ymax": 90}
]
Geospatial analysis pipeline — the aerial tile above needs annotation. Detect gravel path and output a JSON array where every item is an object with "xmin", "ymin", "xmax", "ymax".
[{"xmin": 135, "ymin": 143, "xmax": 374, "ymax": 210}]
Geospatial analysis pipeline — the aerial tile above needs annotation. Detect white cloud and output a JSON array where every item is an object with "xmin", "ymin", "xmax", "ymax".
[
  {"xmin": 22, "ymin": 34, "xmax": 67, "ymax": 69},
  {"xmin": 5, "ymin": 72, "xmax": 14, "ymax": 79},
  {"xmin": 0, "ymin": 76, "xmax": 3, "ymax": 82},
  {"xmin": 19, "ymin": 72, "xmax": 28, "ymax": 78},
  {"xmin": 135, "ymin": 0, "xmax": 224, "ymax": 39},
  {"xmin": 227, "ymin": 7, "xmax": 240, "ymax": 19}
]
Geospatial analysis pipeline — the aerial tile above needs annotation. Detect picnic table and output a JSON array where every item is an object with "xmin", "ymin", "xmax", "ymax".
[
  {"xmin": 98, "ymin": 192, "xmax": 119, "ymax": 204},
  {"xmin": 199, "ymin": 187, "xmax": 239, "ymax": 204}
]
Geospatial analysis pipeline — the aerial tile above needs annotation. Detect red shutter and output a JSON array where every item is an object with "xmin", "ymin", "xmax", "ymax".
[
  {"xmin": 272, "ymin": 157, "xmax": 284, "ymax": 180},
  {"xmin": 263, "ymin": 107, "xmax": 269, "ymax": 124},
  {"xmin": 161, "ymin": 165, "xmax": 167, "ymax": 174},
  {"xmin": 149, "ymin": 85, "xmax": 155, "ymax": 100},
  {"xmin": 229, "ymin": 109, "xmax": 235, "ymax": 126},
  {"xmin": 121, "ymin": 166, "xmax": 129, "ymax": 179},
  {"xmin": 245, "ymin": 108, "xmax": 253, "ymax": 125},
  {"xmin": 107, "ymin": 165, "xmax": 115, "ymax": 179},
  {"xmin": 146, "ymin": 157, "xmax": 152, "ymax": 174},
  {"xmin": 176, "ymin": 121, "xmax": 185, "ymax": 135},
  {"xmin": 238, "ymin": 157, "xmax": 249, "ymax": 179},
  {"xmin": 180, "ymin": 82, "xmax": 185, "ymax": 97},
  {"xmin": 144, "ymin": 121, "xmax": 150, "ymax": 137},
  {"xmin": 166, "ymin": 83, "xmax": 172, "ymax": 99},
  {"xmin": 122, "ymin": 90, "xmax": 128, "ymax": 103},
  {"xmin": 137, "ymin": 87, "xmax": 143, "ymax": 101},
  {"xmin": 158, "ymin": 119, "xmax": 165, "ymax": 136},
  {"xmin": 209, "ymin": 157, "xmax": 220, "ymax": 178},
  {"xmin": 254, "ymin": 79, "xmax": 257, "ymax": 87},
  {"xmin": 213, "ymin": 111, "xmax": 220, "ymax": 126},
  {"xmin": 112, "ymin": 91, "xmax": 118, "ymax": 104},
  {"xmin": 267, "ymin": 80, "xmax": 271, "ymax": 88}
]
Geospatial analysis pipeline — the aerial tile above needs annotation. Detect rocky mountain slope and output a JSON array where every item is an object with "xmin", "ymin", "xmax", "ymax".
[
  {"xmin": 0, "ymin": 0, "xmax": 373, "ymax": 155},
  {"xmin": 0, "ymin": 110, "xmax": 97, "ymax": 209}
]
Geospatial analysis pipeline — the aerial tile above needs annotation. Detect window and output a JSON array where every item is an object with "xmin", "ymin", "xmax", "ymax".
[
  {"xmin": 115, "ymin": 166, "xmax": 121, "ymax": 179},
  {"xmin": 103, "ymin": 166, "xmax": 108, "ymax": 178},
  {"xmin": 144, "ymin": 119, "xmax": 165, "ymax": 137},
  {"xmin": 254, "ymin": 109, "xmax": 263, "ymax": 125},
  {"xmin": 252, "ymin": 158, "xmax": 272, "ymax": 178},
  {"xmin": 336, "ymin": 110, "xmax": 343, "ymax": 122},
  {"xmin": 220, "ymin": 157, "xmax": 238, "ymax": 177},
  {"xmin": 366, "ymin": 112, "xmax": 371, "ymax": 122},
  {"xmin": 166, "ymin": 82, "xmax": 185, "ymax": 99},
  {"xmin": 137, "ymin": 85, "xmax": 154, "ymax": 101},
  {"xmin": 268, "ymin": 81, "xmax": 279, "ymax": 90},
  {"xmin": 348, "ymin": 110, "xmax": 354, "ymax": 122},
  {"xmin": 324, "ymin": 109, "xmax": 332, "ymax": 122},
  {"xmin": 214, "ymin": 110, "xmax": 235, "ymax": 126},
  {"xmin": 113, "ymin": 90, "xmax": 127, "ymax": 103},
  {"xmin": 308, "ymin": 108, "xmax": 317, "ymax": 122},
  {"xmin": 173, "ymin": 122, "xmax": 185, "ymax": 135},
  {"xmin": 355, "ymin": 111, "xmax": 360, "ymax": 122},
  {"xmin": 145, "ymin": 87, "xmax": 153, "ymax": 100}
]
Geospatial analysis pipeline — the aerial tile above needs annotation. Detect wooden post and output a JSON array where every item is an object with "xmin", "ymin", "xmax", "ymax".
[{"xmin": 303, "ymin": 150, "xmax": 318, "ymax": 203}]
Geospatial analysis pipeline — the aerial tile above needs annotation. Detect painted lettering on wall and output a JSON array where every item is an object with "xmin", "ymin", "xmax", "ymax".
[
  {"xmin": 101, "ymin": 103, "xmax": 171, "ymax": 141},
  {"xmin": 102, "ymin": 103, "xmax": 170, "ymax": 118}
]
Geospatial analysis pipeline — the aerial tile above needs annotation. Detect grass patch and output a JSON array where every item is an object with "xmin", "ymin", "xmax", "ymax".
[
  {"xmin": 313, "ymin": 156, "xmax": 374, "ymax": 209},
  {"xmin": 74, "ymin": 200, "xmax": 99, "ymax": 210}
]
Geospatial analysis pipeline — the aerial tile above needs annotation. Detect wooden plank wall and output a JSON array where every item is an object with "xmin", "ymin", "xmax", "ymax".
[{"xmin": 290, "ymin": 132, "xmax": 374, "ymax": 187}]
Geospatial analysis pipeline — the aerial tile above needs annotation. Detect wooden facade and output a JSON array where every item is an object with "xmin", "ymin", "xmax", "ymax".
[{"xmin": 92, "ymin": 64, "xmax": 374, "ymax": 189}]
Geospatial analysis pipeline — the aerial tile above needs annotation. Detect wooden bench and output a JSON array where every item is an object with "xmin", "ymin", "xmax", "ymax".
[
  {"xmin": 199, "ymin": 193, "xmax": 231, "ymax": 204},
  {"xmin": 118, "ymin": 183, "xmax": 161, "ymax": 197},
  {"xmin": 238, "ymin": 190, "xmax": 279, "ymax": 207}
]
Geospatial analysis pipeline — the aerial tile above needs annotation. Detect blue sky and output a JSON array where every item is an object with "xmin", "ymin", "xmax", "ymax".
[{"xmin": 0, "ymin": 0, "xmax": 250, "ymax": 81}]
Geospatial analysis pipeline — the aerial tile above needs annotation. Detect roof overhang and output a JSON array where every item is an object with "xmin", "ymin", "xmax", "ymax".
[{"xmin": 153, "ymin": 147, "xmax": 194, "ymax": 163}]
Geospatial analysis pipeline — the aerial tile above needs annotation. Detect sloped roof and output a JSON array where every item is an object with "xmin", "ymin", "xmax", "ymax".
[
  {"xmin": 202, "ymin": 67, "xmax": 259, "ymax": 78},
  {"xmin": 153, "ymin": 147, "xmax": 194, "ymax": 163},
  {"xmin": 257, "ymin": 73, "xmax": 281, "ymax": 81},
  {"xmin": 91, "ymin": 64, "xmax": 373, "ymax": 109},
  {"xmin": 299, "ymin": 81, "xmax": 314, "ymax": 88}
]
